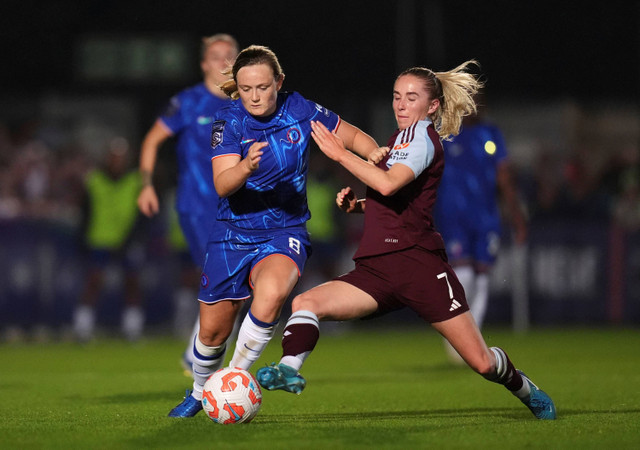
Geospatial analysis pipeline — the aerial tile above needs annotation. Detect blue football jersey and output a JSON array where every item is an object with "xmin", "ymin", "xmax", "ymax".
[
  {"xmin": 209, "ymin": 91, "xmax": 340, "ymax": 230},
  {"xmin": 436, "ymin": 121, "xmax": 508, "ymax": 222},
  {"xmin": 160, "ymin": 83, "xmax": 230, "ymax": 217},
  {"xmin": 433, "ymin": 121, "xmax": 508, "ymax": 263}
]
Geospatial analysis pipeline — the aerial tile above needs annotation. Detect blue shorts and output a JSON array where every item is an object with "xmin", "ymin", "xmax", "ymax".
[
  {"xmin": 178, "ymin": 212, "xmax": 212, "ymax": 268},
  {"xmin": 198, "ymin": 223, "xmax": 311, "ymax": 304},
  {"xmin": 437, "ymin": 213, "xmax": 501, "ymax": 266}
]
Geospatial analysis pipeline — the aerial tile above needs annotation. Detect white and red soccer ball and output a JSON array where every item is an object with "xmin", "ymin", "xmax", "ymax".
[{"xmin": 202, "ymin": 367, "xmax": 263, "ymax": 424}]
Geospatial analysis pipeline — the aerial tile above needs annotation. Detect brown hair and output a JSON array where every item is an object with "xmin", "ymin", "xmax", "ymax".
[{"xmin": 219, "ymin": 45, "xmax": 284, "ymax": 100}]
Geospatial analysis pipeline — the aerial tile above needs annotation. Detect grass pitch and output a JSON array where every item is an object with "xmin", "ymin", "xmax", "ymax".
[{"xmin": 1, "ymin": 326, "xmax": 639, "ymax": 449}]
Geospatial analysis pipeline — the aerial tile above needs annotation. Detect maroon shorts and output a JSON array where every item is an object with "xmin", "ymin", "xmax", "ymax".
[{"xmin": 336, "ymin": 247, "xmax": 469, "ymax": 323}]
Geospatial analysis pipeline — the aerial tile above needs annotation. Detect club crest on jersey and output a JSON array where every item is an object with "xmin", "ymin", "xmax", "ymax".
[
  {"xmin": 287, "ymin": 127, "xmax": 301, "ymax": 144},
  {"xmin": 211, "ymin": 120, "xmax": 226, "ymax": 148}
]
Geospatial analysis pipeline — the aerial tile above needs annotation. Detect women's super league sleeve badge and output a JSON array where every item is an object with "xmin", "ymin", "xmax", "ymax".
[{"xmin": 210, "ymin": 120, "xmax": 226, "ymax": 148}]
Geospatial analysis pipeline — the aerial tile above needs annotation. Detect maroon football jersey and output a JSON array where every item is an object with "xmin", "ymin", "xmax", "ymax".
[{"xmin": 353, "ymin": 120, "xmax": 446, "ymax": 259}]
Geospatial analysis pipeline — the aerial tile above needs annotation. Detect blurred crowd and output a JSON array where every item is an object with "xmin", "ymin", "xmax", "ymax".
[
  {"xmin": 3, "ymin": 116, "xmax": 638, "ymax": 230},
  {"xmin": 523, "ymin": 143, "xmax": 640, "ymax": 229},
  {"xmin": 0, "ymin": 119, "xmax": 88, "ymax": 225},
  {"xmin": 0, "ymin": 112, "xmax": 638, "ymax": 341}
]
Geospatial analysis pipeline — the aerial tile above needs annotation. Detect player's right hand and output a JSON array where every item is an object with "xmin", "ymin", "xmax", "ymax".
[{"xmin": 137, "ymin": 186, "xmax": 159, "ymax": 217}]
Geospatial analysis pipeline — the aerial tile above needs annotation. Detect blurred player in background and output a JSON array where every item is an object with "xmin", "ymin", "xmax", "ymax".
[
  {"xmin": 136, "ymin": 34, "xmax": 239, "ymax": 372},
  {"xmin": 168, "ymin": 45, "xmax": 380, "ymax": 417},
  {"xmin": 257, "ymin": 62, "xmax": 556, "ymax": 420},
  {"xmin": 73, "ymin": 137, "xmax": 145, "ymax": 342},
  {"xmin": 434, "ymin": 95, "xmax": 527, "ymax": 362}
]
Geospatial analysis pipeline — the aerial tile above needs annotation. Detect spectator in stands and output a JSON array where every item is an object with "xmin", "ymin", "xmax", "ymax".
[{"xmin": 73, "ymin": 137, "xmax": 146, "ymax": 342}]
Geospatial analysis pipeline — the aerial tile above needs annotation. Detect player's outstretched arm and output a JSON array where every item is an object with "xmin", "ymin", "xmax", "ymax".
[
  {"xmin": 312, "ymin": 121, "xmax": 413, "ymax": 197},
  {"xmin": 334, "ymin": 120, "xmax": 379, "ymax": 160},
  {"xmin": 137, "ymin": 120, "xmax": 172, "ymax": 217}
]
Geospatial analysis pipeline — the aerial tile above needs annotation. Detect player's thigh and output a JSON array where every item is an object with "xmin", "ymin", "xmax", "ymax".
[
  {"xmin": 250, "ymin": 254, "xmax": 300, "ymax": 301},
  {"xmin": 292, "ymin": 280, "xmax": 378, "ymax": 321}
]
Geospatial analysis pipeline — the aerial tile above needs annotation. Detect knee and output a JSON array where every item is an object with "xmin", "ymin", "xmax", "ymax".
[
  {"xmin": 251, "ymin": 289, "xmax": 288, "ymax": 323},
  {"xmin": 198, "ymin": 326, "xmax": 232, "ymax": 347},
  {"xmin": 291, "ymin": 291, "xmax": 318, "ymax": 315},
  {"xmin": 253, "ymin": 282, "xmax": 291, "ymax": 314}
]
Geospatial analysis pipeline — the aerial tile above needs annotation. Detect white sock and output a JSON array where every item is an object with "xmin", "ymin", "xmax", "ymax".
[
  {"xmin": 228, "ymin": 310, "xmax": 278, "ymax": 370},
  {"xmin": 490, "ymin": 347, "xmax": 530, "ymax": 399},
  {"xmin": 121, "ymin": 306, "xmax": 144, "ymax": 341},
  {"xmin": 491, "ymin": 346, "xmax": 506, "ymax": 378},
  {"xmin": 191, "ymin": 336, "xmax": 226, "ymax": 401},
  {"xmin": 471, "ymin": 273, "xmax": 489, "ymax": 329},
  {"xmin": 513, "ymin": 377, "xmax": 532, "ymax": 400},
  {"xmin": 73, "ymin": 305, "xmax": 95, "ymax": 341}
]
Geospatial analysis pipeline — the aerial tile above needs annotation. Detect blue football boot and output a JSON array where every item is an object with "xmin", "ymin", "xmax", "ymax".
[
  {"xmin": 518, "ymin": 370, "xmax": 557, "ymax": 420},
  {"xmin": 168, "ymin": 390, "xmax": 202, "ymax": 417},
  {"xmin": 256, "ymin": 363, "xmax": 306, "ymax": 394}
]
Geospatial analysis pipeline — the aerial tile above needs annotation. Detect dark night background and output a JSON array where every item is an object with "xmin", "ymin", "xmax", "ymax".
[{"xmin": 2, "ymin": 1, "xmax": 639, "ymax": 106}]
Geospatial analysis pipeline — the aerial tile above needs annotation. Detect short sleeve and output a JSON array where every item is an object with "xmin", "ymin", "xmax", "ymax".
[
  {"xmin": 386, "ymin": 122, "xmax": 434, "ymax": 178},
  {"xmin": 159, "ymin": 94, "xmax": 187, "ymax": 135},
  {"xmin": 309, "ymin": 101, "xmax": 340, "ymax": 133},
  {"xmin": 209, "ymin": 115, "xmax": 243, "ymax": 160}
]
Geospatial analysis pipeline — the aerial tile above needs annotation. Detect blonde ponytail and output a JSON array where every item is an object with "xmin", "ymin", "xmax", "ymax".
[
  {"xmin": 398, "ymin": 60, "xmax": 483, "ymax": 140},
  {"xmin": 435, "ymin": 60, "xmax": 483, "ymax": 140}
]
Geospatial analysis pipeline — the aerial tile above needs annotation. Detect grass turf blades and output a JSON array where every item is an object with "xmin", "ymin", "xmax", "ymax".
[{"xmin": 1, "ymin": 327, "xmax": 639, "ymax": 449}]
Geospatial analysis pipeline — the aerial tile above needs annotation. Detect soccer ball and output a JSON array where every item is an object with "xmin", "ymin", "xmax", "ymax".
[{"xmin": 202, "ymin": 367, "xmax": 263, "ymax": 424}]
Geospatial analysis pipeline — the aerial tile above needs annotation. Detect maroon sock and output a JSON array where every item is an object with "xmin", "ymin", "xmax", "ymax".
[
  {"xmin": 490, "ymin": 347, "xmax": 524, "ymax": 392},
  {"xmin": 282, "ymin": 323, "xmax": 319, "ymax": 358}
]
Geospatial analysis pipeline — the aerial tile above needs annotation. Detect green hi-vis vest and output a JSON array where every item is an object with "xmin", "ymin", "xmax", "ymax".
[
  {"xmin": 306, "ymin": 178, "xmax": 337, "ymax": 242},
  {"xmin": 168, "ymin": 206, "xmax": 188, "ymax": 251},
  {"xmin": 85, "ymin": 170, "xmax": 141, "ymax": 249}
]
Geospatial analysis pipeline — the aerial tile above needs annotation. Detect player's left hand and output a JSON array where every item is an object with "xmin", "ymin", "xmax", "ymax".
[
  {"xmin": 336, "ymin": 186, "xmax": 357, "ymax": 212},
  {"xmin": 311, "ymin": 120, "xmax": 346, "ymax": 161}
]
